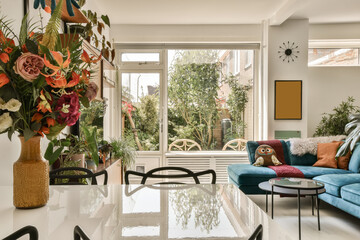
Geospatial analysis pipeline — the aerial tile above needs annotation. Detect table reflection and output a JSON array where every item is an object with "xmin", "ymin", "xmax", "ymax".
[{"xmin": 0, "ymin": 185, "xmax": 294, "ymax": 240}]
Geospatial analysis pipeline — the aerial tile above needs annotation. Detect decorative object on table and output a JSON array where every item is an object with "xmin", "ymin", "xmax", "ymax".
[
  {"xmin": 336, "ymin": 113, "xmax": 360, "ymax": 157},
  {"xmin": 314, "ymin": 96, "xmax": 360, "ymax": 137},
  {"xmin": 253, "ymin": 145, "xmax": 282, "ymax": 167},
  {"xmin": 0, "ymin": 0, "xmax": 99, "ymax": 208},
  {"xmin": 274, "ymin": 80, "xmax": 302, "ymax": 120},
  {"xmin": 98, "ymin": 139, "xmax": 113, "ymax": 163},
  {"xmin": 278, "ymin": 41, "xmax": 299, "ymax": 63},
  {"xmin": 110, "ymin": 137, "xmax": 136, "ymax": 184}
]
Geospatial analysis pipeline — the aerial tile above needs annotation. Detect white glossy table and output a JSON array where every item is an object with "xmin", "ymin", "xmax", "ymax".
[{"xmin": 0, "ymin": 184, "xmax": 294, "ymax": 240}]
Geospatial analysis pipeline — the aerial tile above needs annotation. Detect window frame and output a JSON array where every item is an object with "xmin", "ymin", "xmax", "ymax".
[{"xmin": 117, "ymin": 45, "xmax": 260, "ymax": 155}]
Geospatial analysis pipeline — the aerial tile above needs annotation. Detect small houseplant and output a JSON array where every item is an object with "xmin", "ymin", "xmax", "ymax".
[{"xmin": 110, "ymin": 137, "xmax": 136, "ymax": 184}]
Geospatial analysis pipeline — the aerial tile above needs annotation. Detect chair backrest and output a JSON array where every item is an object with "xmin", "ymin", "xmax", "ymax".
[
  {"xmin": 74, "ymin": 226, "xmax": 90, "ymax": 240},
  {"xmin": 168, "ymin": 139, "xmax": 202, "ymax": 151},
  {"xmin": 248, "ymin": 224, "xmax": 263, "ymax": 240},
  {"xmin": 125, "ymin": 166, "xmax": 216, "ymax": 185},
  {"xmin": 3, "ymin": 226, "xmax": 38, "ymax": 240},
  {"xmin": 222, "ymin": 138, "xmax": 248, "ymax": 151},
  {"xmin": 50, "ymin": 167, "xmax": 108, "ymax": 185}
]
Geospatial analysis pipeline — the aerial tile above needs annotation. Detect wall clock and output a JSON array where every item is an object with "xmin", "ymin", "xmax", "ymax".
[{"xmin": 278, "ymin": 41, "xmax": 300, "ymax": 63}]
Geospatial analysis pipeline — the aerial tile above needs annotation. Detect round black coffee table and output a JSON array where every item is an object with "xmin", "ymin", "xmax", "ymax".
[{"xmin": 259, "ymin": 177, "xmax": 325, "ymax": 240}]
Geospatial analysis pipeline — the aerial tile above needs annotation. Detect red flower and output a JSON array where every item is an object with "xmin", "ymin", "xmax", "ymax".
[
  {"xmin": 44, "ymin": 6, "xmax": 51, "ymax": 13},
  {"xmin": 0, "ymin": 73, "xmax": 10, "ymax": 88},
  {"xmin": 0, "ymin": 53, "xmax": 9, "ymax": 63},
  {"xmin": 46, "ymin": 118, "xmax": 56, "ymax": 127},
  {"xmin": 31, "ymin": 113, "xmax": 43, "ymax": 123},
  {"xmin": 4, "ymin": 47, "xmax": 12, "ymax": 54},
  {"xmin": 55, "ymin": 92, "xmax": 80, "ymax": 126}
]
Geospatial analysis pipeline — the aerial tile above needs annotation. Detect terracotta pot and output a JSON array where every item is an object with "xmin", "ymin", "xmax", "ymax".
[{"xmin": 13, "ymin": 136, "xmax": 49, "ymax": 209}]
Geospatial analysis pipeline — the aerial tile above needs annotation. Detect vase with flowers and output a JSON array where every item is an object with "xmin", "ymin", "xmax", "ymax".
[{"xmin": 0, "ymin": 0, "xmax": 100, "ymax": 208}]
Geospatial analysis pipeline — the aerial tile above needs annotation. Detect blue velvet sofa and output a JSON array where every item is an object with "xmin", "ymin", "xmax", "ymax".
[{"xmin": 227, "ymin": 140, "xmax": 360, "ymax": 219}]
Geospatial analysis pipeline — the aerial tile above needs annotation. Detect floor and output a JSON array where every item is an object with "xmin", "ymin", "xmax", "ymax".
[{"xmin": 248, "ymin": 195, "xmax": 360, "ymax": 240}]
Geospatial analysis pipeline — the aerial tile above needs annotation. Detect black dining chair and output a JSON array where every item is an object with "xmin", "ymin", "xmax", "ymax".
[
  {"xmin": 125, "ymin": 166, "xmax": 216, "ymax": 185},
  {"xmin": 74, "ymin": 225, "xmax": 90, "ymax": 240},
  {"xmin": 50, "ymin": 167, "xmax": 108, "ymax": 185},
  {"xmin": 3, "ymin": 226, "xmax": 38, "ymax": 240},
  {"xmin": 248, "ymin": 224, "xmax": 263, "ymax": 240}
]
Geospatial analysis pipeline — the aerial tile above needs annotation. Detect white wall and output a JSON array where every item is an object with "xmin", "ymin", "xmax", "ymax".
[
  {"xmin": 0, "ymin": 0, "xmax": 23, "ymax": 186},
  {"xmin": 111, "ymin": 24, "xmax": 262, "ymax": 43},
  {"xmin": 309, "ymin": 23, "xmax": 360, "ymax": 40},
  {"xmin": 267, "ymin": 19, "xmax": 309, "ymax": 139},
  {"xmin": 307, "ymin": 67, "xmax": 360, "ymax": 136}
]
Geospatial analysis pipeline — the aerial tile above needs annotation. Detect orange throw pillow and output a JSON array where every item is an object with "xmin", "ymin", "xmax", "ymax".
[{"xmin": 313, "ymin": 142, "xmax": 341, "ymax": 168}]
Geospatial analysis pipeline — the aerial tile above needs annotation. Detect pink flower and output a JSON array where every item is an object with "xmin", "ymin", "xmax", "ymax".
[
  {"xmin": 85, "ymin": 82, "xmax": 99, "ymax": 101},
  {"xmin": 13, "ymin": 52, "xmax": 44, "ymax": 82},
  {"xmin": 55, "ymin": 92, "xmax": 80, "ymax": 126}
]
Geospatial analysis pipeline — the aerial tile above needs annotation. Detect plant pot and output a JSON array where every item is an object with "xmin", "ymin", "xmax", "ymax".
[
  {"xmin": 71, "ymin": 153, "xmax": 86, "ymax": 168},
  {"xmin": 13, "ymin": 136, "xmax": 49, "ymax": 209}
]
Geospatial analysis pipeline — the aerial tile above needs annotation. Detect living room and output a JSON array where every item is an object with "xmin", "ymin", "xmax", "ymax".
[{"xmin": 0, "ymin": 0, "xmax": 360, "ymax": 239}]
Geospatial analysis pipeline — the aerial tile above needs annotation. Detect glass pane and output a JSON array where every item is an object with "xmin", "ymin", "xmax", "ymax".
[
  {"xmin": 167, "ymin": 50, "xmax": 254, "ymax": 151},
  {"xmin": 308, "ymin": 48, "xmax": 359, "ymax": 66},
  {"xmin": 121, "ymin": 73, "xmax": 160, "ymax": 151},
  {"xmin": 121, "ymin": 53, "xmax": 160, "ymax": 62}
]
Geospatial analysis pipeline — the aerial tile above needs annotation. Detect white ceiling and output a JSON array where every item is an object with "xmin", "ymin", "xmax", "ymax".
[{"xmin": 88, "ymin": 0, "xmax": 360, "ymax": 25}]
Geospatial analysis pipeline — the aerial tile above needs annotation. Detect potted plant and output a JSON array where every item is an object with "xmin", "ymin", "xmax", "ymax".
[{"xmin": 110, "ymin": 137, "xmax": 136, "ymax": 184}]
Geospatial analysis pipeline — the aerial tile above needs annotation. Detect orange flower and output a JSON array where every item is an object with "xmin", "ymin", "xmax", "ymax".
[
  {"xmin": 81, "ymin": 50, "xmax": 101, "ymax": 64},
  {"xmin": 28, "ymin": 32, "xmax": 35, "ymax": 38},
  {"xmin": 40, "ymin": 126, "xmax": 50, "ymax": 134},
  {"xmin": 80, "ymin": 69, "xmax": 90, "ymax": 84},
  {"xmin": 46, "ymin": 71, "xmax": 79, "ymax": 89},
  {"xmin": 37, "ymin": 90, "xmax": 52, "ymax": 113},
  {"xmin": 44, "ymin": 6, "xmax": 51, "ymax": 13},
  {"xmin": 42, "ymin": 49, "xmax": 71, "ymax": 77},
  {"xmin": 4, "ymin": 47, "xmax": 12, "ymax": 54},
  {"xmin": 46, "ymin": 118, "xmax": 56, "ymax": 127},
  {"xmin": 31, "ymin": 113, "xmax": 43, "ymax": 123},
  {"xmin": 0, "ymin": 73, "xmax": 9, "ymax": 88},
  {"xmin": 0, "ymin": 53, "xmax": 9, "ymax": 63},
  {"xmin": 6, "ymin": 38, "xmax": 15, "ymax": 47},
  {"xmin": 0, "ymin": 30, "xmax": 6, "ymax": 44}
]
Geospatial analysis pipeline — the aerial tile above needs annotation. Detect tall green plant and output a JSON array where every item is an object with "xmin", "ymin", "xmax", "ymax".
[
  {"xmin": 313, "ymin": 97, "xmax": 360, "ymax": 137},
  {"xmin": 224, "ymin": 74, "xmax": 251, "ymax": 140},
  {"xmin": 110, "ymin": 137, "xmax": 136, "ymax": 168},
  {"xmin": 168, "ymin": 51, "xmax": 220, "ymax": 149}
]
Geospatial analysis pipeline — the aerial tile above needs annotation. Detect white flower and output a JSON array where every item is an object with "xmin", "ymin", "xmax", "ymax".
[
  {"xmin": 0, "ymin": 112, "xmax": 13, "ymax": 132},
  {"xmin": 5, "ymin": 99, "xmax": 22, "ymax": 112}
]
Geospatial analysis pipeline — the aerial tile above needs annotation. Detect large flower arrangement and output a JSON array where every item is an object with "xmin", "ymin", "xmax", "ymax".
[{"xmin": 0, "ymin": 0, "xmax": 99, "ymax": 142}]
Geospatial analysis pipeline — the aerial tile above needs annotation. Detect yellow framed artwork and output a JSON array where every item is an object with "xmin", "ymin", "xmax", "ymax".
[{"xmin": 274, "ymin": 80, "xmax": 302, "ymax": 120}]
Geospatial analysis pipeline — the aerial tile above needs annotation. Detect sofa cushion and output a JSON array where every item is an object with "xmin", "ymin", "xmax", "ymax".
[
  {"xmin": 286, "ymin": 141, "xmax": 317, "ymax": 166},
  {"xmin": 314, "ymin": 174, "xmax": 360, "ymax": 197},
  {"xmin": 228, "ymin": 164, "xmax": 277, "ymax": 186},
  {"xmin": 247, "ymin": 140, "xmax": 291, "ymax": 165},
  {"xmin": 341, "ymin": 183, "xmax": 360, "ymax": 207},
  {"xmin": 349, "ymin": 143, "xmax": 360, "ymax": 173},
  {"xmin": 313, "ymin": 142, "xmax": 340, "ymax": 168},
  {"xmin": 227, "ymin": 164, "xmax": 351, "ymax": 188}
]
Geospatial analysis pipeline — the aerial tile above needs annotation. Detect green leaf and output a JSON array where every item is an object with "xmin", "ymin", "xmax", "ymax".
[
  {"xmin": 33, "ymin": 75, "xmax": 46, "ymax": 89},
  {"xmin": 44, "ymin": 141, "xmax": 64, "ymax": 165},
  {"xmin": 82, "ymin": 126, "xmax": 99, "ymax": 166},
  {"xmin": 25, "ymin": 38, "xmax": 38, "ymax": 55},
  {"xmin": 31, "ymin": 122, "xmax": 41, "ymax": 132},
  {"xmin": 101, "ymin": 15, "xmax": 110, "ymax": 27},
  {"xmin": 80, "ymin": 96, "xmax": 90, "ymax": 108},
  {"xmin": 24, "ymin": 128, "xmax": 36, "ymax": 141},
  {"xmin": 19, "ymin": 13, "xmax": 28, "ymax": 46},
  {"xmin": 47, "ymin": 123, "xmax": 66, "ymax": 140}
]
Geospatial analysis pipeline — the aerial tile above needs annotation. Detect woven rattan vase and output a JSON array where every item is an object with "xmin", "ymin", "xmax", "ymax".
[{"xmin": 13, "ymin": 136, "xmax": 49, "ymax": 208}]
